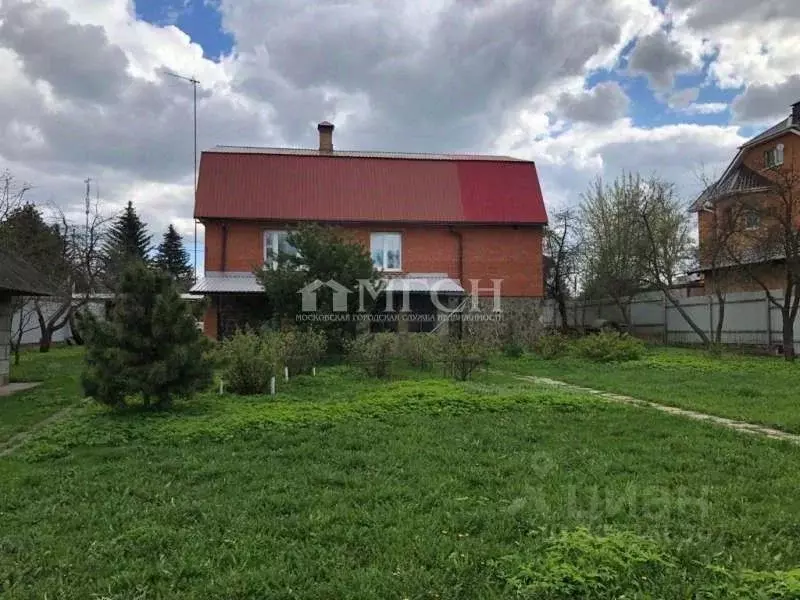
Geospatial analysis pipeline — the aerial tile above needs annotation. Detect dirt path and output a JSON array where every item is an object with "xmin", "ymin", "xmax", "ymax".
[
  {"xmin": 510, "ymin": 373, "xmax": 800, "ymax": 445},
  {"xmin": 0, "ymin": 399, "xmax": 89, "ymax": 458}
]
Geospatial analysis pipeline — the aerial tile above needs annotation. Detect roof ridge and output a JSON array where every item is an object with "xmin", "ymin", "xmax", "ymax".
[{"xmin": 206, "ymin": 145, "xmax": 528, "ymax": 162}]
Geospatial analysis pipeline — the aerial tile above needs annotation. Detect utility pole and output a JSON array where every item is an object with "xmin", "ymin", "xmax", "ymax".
[{"xmin": 166, "ymin": 71, "xmax": 200, "ymax": 279}]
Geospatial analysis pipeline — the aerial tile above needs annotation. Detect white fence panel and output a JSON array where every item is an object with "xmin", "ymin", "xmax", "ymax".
[{"xmin": 544, "ymin": 288, "xmax": 800, "ymax": 352}]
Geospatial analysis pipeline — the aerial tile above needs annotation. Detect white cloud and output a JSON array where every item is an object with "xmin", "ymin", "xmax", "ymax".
[
  {"xmin": 683, "ymin": 102, "xmax": 728, "ymax": 115},
  {"xmin": 0, "ymin": 0, "xmax": 782, "ymax": 273}
]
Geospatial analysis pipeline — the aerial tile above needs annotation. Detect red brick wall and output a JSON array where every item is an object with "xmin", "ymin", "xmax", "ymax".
[{"xmin": 203, "ymin": 220, "xmax": 544, "ymax": 297}]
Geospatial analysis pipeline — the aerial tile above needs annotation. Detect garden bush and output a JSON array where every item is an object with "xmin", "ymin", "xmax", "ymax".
[
  {"xmin": 573, "ymin": 331, "xmax": 644, "ymax": 363},
  {"xmin": 442, "ymin": 337, "xmax": 490, "ymax": 380},
  {"xmin": 399, "ymin": 333, "xmax": 443, "ymax": 369},
  {"xmin": 532, "ymin": 332, "xmax": 571, "ymax": 359},
  {"xmin": 347, "ymin": 333, "xmax": 399, "ymax": 378},
  {"xmin": 282, "ymin": 328, "xmax": 327, "ymax": 375},
  {"xmin": 218, "ymin": 329, "xmax": 284, "ymax": 394},
  {"xmin": 502, "ymin": 340, "xmax": 525, "ymax": 358}
]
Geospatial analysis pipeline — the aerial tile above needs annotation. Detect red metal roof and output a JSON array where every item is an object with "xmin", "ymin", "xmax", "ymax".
[{"xmin": 194, "ymin": 147, "xmax": 547, "ymax": 225}]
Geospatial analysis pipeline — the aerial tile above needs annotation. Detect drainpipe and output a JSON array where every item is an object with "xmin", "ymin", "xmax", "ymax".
[
  {"xmin": 218, "ymin": 222, "xmax": 228, "ymax": 342},
  {"xmin": 220, "ymin": 222, "xmax": 228, "ymax": 272},
  {"xmin": 450, "ymin": 226, "xmax": 464, "ymax": 339}
]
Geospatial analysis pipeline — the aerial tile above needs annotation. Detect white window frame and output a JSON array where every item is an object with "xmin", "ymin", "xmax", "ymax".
[
  {"xmin": 765, "ymin": 144, "xmax": 784, "ymax": 169},
  {"xmin": 370, "ymin": 232, "xmax": 402, "ymax": 272},
  {"xmin": 263, "ymin": 230, "xmax": 298, "ymax": 270}
]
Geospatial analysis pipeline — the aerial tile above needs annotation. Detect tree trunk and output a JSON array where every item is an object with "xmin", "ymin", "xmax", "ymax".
[
  {"xmin": 556, "ymin": 293, "xmax": 569, "ymax": 332},
  {"xmin": 39, "ymin": 328, "xmax": 52, "ymax": 353},
  {"xmin": 664, "ymin": 289, "xmax": 711, "ymax": 347},
  {"xmin": 714, "ymin": 290, "xmax": 725, "ymax": 344},
  {"xmin": 69, "ymin": 312, "xmax": 84, "ymax": 345},
  {"xmin": 782, "ymin": 310, "xmax": 795, "ymax": 361}
]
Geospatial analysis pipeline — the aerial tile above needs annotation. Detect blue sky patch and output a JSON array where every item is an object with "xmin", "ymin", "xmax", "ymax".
[{"xmin": 135, "ymin": 0, "xmax": 234, "ymax": 60}]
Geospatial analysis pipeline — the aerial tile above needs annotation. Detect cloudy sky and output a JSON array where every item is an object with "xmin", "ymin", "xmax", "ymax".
[{"xmin": 1, "ymin": 0, "xmax": 799, "ymax": 270}]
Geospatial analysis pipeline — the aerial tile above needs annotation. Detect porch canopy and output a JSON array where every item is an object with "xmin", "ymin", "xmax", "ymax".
[{"xmin": 190, "ymin": 272, "xmax": 465, "ymax": 295}]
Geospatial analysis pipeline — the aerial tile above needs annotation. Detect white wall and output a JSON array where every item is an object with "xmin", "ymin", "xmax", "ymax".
[
  {"xmin": 10, "ymin": 298, "xmax": 106, "ymax": 346},
  {"xmin": 0, "ymin": 295, "xmax": 11, "ymax": 385}
]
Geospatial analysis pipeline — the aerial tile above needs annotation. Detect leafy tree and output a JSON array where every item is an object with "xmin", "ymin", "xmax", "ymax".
[
  {"xmin": 255, "ymin": 224, "xmax": 377, "ymax": 347},
  {"xmin": 80, "ymin": 261, "xmax": 212, "ymax": 409},
  {"xmin": 581, "ymin": 173, "xmax": 710, "ymax": 346},
  {"xmin": 580, "ymin": 174, "xmax": 648, "ymax": 325},
  {"xmin": 102, "ymin": 201, "xmax": 151, "ymax": 288},
  {"xmin": 155, "ymin": 224, "xmax": 193, "ymax": 289}
]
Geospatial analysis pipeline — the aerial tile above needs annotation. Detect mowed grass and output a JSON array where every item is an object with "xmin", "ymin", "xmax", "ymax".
[
  {"xmin": 3, "ymin": 349, "xmax": 800, "ymax": 597},
  {"xmin": 496, "ymin": 345, "xmax": 800, "ymax": 433},
  {"xmin": 0, "ymin": 346, "xmax": 84, "ymax": 444}
]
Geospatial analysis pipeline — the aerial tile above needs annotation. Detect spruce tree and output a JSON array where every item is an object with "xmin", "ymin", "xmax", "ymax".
[
  {"xmin": 80, "ymin": 261, "xmax": 212, "ymax": 409},
  {"xmin": 155, "ymin": 224, "xmax": 193, "ymax": 289},
  {"xmin": 102, "ymin": 201, "xmax": 151, "ymax": 289}
]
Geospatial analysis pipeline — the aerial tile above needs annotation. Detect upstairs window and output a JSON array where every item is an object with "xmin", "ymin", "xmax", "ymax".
[
  {"xmin": 370, "ymin": 232, "xmax": 402, "ymax": 271},
  {"xmin": 264, "ymin": 230, "xmax": 299, "ymax": 269},
  {"xmin": 744, "ymin": 211, "xmax": 761, "ymax": 230},
  {"xmin": 764, "ymin": 143, "xmax": 784, "ymax": 169}
]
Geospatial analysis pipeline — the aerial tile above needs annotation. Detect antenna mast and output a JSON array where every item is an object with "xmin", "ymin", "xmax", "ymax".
[{"xmin": 166, "ymin": 71, "xmax": 200, "ymax": 280}]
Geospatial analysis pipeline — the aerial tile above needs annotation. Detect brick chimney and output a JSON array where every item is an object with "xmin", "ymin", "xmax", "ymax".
[
  {"xmin": 318, "ymin": 121, "xmax": 334, "ymax": 153},
  {"xmin": 793, "ymin": 101, "xmax": 800, "ymax": 126}
]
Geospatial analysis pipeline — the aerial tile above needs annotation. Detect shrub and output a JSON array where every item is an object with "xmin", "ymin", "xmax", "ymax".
[
  {"xmin": 573, "ymin": 331, "xmax": 644, "ymax": 363},
  {"xmin": 80, "ymin": 262, "xmax": 213, "ymax": 410},
  {"xmin": 442, "ymin": 337, "xmax": 490, "ymax": 381},
  {"xmin": 219, "ymin": 329, "xmax": 284, "ymax": 395},
  {"xmin": 532, "ymin": 332, "xmax": 571, "ymax": 359},
  {"xmin": 399, "ymin": 333, "xmax": 443, "ymax": 369},
  {"xmin": 282, "ymin": 328, "xmax": 327, "ymax": 375},
  {"xmin": 347, "ymin": 333, "xmax": 398, "ymax": 378},
  {"xmin": 502, "ymin": 340, "xmax": 525, "ymax": 358}
]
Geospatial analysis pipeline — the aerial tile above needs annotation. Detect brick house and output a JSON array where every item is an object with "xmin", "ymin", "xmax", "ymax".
[
  {"xmin": 191, "ymin": 122, "xmax": 547, "ymax": 340},
  {"xmin": 692, "ymin": 101, "xmax": 800, "ymax": 292}
]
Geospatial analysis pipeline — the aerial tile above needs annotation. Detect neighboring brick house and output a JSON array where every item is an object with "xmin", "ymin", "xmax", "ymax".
[
  {"xmin": 191, "ymin": 122, "xmax": 548, "ymax": 340},
  {"xmin": 692, "ymin": 101, "xmax": 800, "ymax": 293}
]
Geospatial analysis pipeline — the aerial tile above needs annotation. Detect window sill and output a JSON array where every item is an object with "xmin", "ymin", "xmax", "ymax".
[{"xmin": 377, "ymin": 268, "xmax": 403, "ymax": 273}]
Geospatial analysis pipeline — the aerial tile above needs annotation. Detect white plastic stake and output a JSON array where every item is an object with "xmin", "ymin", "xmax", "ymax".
[
  {"xmin": 270, "ymin": 376, "xmax": 276, "ymax": 396},
  {"xmin": 218, "ymin": 379, "xmax": 224, "ymax": 395},
  {"xmin": 284, "ymin": 366, "xmax": 289, "ymax": 382},
  {"xmin": 312, "ymin": 366, "xmax": 316, "ymax": 377}
]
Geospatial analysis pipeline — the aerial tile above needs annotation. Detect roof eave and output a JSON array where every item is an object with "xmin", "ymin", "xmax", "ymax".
[{"xmin": 740, "ymin": 126, "xmax": 800, "ymax": 150}]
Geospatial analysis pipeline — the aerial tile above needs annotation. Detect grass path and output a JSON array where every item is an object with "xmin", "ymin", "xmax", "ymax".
[
  {"xmin": 507, "ymin": 372, "xmax": 800, "ymax": 444},
  {"xmin": 0, "ymin": 399, "xmax": 89, "ymax": 457},
  {"xmin": 494, "ymin": 346, "xmax": 800, "ymax": 433}
]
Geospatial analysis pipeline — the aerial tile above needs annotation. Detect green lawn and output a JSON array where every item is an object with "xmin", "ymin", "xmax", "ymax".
[
  {"xmin": 0, "ymin": 346, "xmax": 84, "ymax": 444},
  {"xmin": 3, "ymin": 348, "xmax": 800, "ymax": 597},
  {"xmin": 495, "ymin": 345, "xmax": 800, "ymax": 434}
]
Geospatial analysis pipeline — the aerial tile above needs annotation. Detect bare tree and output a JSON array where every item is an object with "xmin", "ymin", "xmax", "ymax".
[
  {"xmin": 9, "ymin": 296, "xmax": 39, "ymax": 364},
  {"xmin": 544, "ymin": 209, "xmax": 582, "ymax": 330},
  {"xmin": 695, "ymin": 193, "xmax": 748, "ymax": 344},
  {"xmin": 33, "ymin": 203, "xmax": 108, "ymax": 352},
  {"xmin": 0, "ymin": 170, "xmax": 29, "ymax": 223},
  {"xmin": 638, "ymin": 176, "xmax": 711, "ymax": 346},
  {"xmin": 724, "ymin": 158, "xmax": 800, "ymax": 360}
]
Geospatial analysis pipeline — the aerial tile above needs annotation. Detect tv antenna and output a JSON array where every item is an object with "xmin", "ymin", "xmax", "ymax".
[{"xmin": 166, "ymin": 70, "xmax": 201, "ymax": 279}]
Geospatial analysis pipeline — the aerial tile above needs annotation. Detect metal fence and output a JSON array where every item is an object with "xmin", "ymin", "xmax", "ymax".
[{"xmin": 542, "ymin": 289, "xmax": 800, "ymax": 352}]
